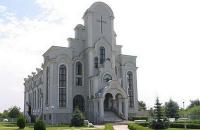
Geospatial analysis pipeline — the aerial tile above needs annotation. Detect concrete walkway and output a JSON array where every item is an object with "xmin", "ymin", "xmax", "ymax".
[{"xmin": 113, "ymin": 125, "xmax": 128, "ymax": 130}]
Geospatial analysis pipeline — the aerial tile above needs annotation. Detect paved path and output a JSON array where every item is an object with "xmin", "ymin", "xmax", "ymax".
[{"xmin": 113, "ymin": 125, "xmax": 128, "ymax": 130}]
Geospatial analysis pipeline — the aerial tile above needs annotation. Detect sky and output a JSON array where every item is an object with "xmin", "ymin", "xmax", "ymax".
[{"xmin": 0, "ymin": 0, "xmax": 200, "ymax": 112}]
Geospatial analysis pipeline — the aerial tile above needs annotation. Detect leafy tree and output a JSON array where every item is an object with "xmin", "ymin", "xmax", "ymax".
[
  {"xmin": 138, "ymin": 101, "xmax": 147, "ymax": 111},
  {"xmin": 8, "ymin": 106, "xmax": 21, "ymax": 118},
  {"xmin": 149, "ymin": 97, "xmax": 169, "ymax": 129},
  {"xmin": 187, "ymin": 106, "xmax": 200, "ymax": 120},
  {"xmin": 164, "ymin": 99, "xmax": 179, "ymax": 119},
  {"xmin": 2, "ymin": 110, "xmax": 9, "ymax": 118},
  {"xmin": 188, "ymin": 99, "xmax": 200, "ymax": 108}
]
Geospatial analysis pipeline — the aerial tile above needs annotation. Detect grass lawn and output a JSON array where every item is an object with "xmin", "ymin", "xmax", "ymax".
[
  {"xmin": 143, "ymin": 128, "xmax": 200, "ymax": 130},
  {"xmin": 0, "ymin": 122, "xmax": 102, "ymax": 130}
]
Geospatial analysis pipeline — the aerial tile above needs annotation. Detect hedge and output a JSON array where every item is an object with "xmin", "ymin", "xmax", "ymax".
[
  {"xmin": 104, "ymin": 124, "xmax": 114, "ymax": 130},
  {"xmin": 135, "ymin": 122, "xmax": 149, "ymax": 127},
  {"xmin": 128, "ymin": 123, "xmax": 150, "ymax": 130},
  {"xmin": 176, "ymin": 120, "xmax": 200, "ymax": 124},
  {"xmin": 170, "ymin": 123, "xmax": 200, "ymax": 129}
]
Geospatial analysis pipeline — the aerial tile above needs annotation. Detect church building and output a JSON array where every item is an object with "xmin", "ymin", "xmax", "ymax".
[{"xmin": 24, "ymin": 2, "xmax": 138, "ymax": 124}]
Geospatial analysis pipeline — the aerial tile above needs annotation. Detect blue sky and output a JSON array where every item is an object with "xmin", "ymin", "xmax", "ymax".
[
  {"xmin": 0, "ymin": 0, "xmax": 41, "ymax": 18},
  {"xmin": 0, "ymin": 0, "xmax": 200, "ymax": 112}
]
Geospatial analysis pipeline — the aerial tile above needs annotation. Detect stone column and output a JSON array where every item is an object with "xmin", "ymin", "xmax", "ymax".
[
  {"xmin": 123, "ymin": 98, "xmax": 128, "ymax": 120},
  {"xmin": 99, "ymin": 98, "xmax": 104, "ymax": 123}
]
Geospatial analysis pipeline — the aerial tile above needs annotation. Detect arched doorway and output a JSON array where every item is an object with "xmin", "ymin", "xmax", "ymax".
[
  {"xmin": 73, "ymin": 95, "xmax": 85, "ymax": 112},
  {"xmin": 104, "ymin": 93, "xmax": 113, "ymax": 111}
]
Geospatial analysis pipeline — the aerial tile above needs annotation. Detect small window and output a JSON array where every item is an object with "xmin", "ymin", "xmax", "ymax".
[
  {"xmin": 49, "ymin": 114, "xmax": 51, "ymax": 120},
  {"xmin": 76, "ymin": 62, "xmax": 82, "ymax": 75},
  {"xmin": 100, "ymin": 46, "xmax": 105, "ymax": 64},
  {"xmin": 94, "ymin": 57, "xmax": 98, "ymax": 68},
  {"xmin": 44, "ymin": 115, "xmax": 46, "ymax": 120},
  {"xmin": 75, "ymin": 61, "xmax": 83, "ymax": 86}
]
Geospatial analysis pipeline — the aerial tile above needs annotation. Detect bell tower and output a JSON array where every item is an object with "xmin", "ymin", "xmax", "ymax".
[{"xmin": 83, "ymin": 2, "xmax": 116, "ymax": 47}]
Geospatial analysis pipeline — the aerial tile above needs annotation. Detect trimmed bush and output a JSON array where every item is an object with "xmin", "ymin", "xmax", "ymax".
[
  {"xmin": 176, "ymin": 120, "xmax": 200, "ymax": 124},
  {"xmin": 169, "ymin": 123, "xmax": 200, "ymax": 129},
  {"xmin": 136, "ymin": 122, "xmax": 149, "ymax": 127},
  {"xmin": 128, "ymin": 123, "xmax": 150, "ymax": 130},
  {"xmin": 104, "ymin": 124, "xmax": 114, "ymax": 130},
  {"xmin": 71, "ymin": 107, "xmax": 85, "ymax": 126},
  {"xmin": 17, "ymin": 116, "xmax": 26, "ymax": 129},
  {"xmin": 149, "ymin": 119, "xmax": 169, "ymax": 129},
  {"xmin": 34, "ymin": 120, "xmax": 46, "ymax": 130}
]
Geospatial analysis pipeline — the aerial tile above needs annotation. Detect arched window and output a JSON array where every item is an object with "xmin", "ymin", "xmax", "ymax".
[
  {"xmin": 45, "ymin": 66, "xmax": 49, "ymax": 106},
  {"xmin": 59, "ymin": 65, "xmax": 67, "ymax": 107},
  {"xmin": 94, "ymin": 57, "xmax": 98, "ymax": 68},
  {"xmin": 76, "ymin": 61, "xmax": 83, "ymax": 86},
  {"xmin": 127, "ymin": 71, "xmax": 134, "ymax": 107},
  {"xmin": 100, "ymin": 46, "xmax": 105, "ymax": 64}
]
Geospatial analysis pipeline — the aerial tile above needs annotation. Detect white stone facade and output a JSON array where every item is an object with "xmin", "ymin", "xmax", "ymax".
[{"xmin": 24, "ymin": 2, "xmax": 138, "ymax": 124}]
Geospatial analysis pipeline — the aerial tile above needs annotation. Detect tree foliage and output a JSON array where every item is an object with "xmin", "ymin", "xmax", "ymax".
[
  {"xmin": 138, "ymin": 101, "xmax": 147, "ymax": 111},
  {"xmin": 8, "ymin": 106, "xmax": 21, "ymax": 118},
  {"xmin": 2, "ymin": 110, "xmax": 9, "ymax": 118},
  {"xmin": 17, "ymin": 116, "xmax": 26, "ymax": 129},
  {"xmin": 188, "ymin": 99, "xmax": 200, "ymax": 109},
  {"xmin": 149, "ymin": 97, "xmax": 169, "ymax": 129},
  {"xmin": 34, "ymin": 120, "xmax": 46, "ymax": 130},
  {"xmin": 164, "ymin": 99, "xmax": 179, "ymax": 119},
  {"xmin": 71, "ymin": 107, "xmax": 85, "ymax": 126}
]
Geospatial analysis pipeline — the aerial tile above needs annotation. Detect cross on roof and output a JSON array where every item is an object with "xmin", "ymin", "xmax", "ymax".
[{"xmin": 97, "ymin": 16, "xmax": 107, "ymax": 33}]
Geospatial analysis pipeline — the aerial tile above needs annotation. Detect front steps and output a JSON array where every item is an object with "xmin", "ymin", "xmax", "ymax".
[{"xmin": 104, "ymin": 111, "xmax": 124, "ymax": 123}]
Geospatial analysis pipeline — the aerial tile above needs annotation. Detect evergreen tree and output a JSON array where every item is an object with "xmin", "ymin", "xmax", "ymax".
[
  {"xmin": 164, "ymin": 99, "xmax": 179, "ymax": 119},
  {"xmin": 71, "ymin": 107, "xmax": 85, "ymax": 126},
  {"xmin": 149, "ymin": 97, "xmax": 169, "ymax": 129}
]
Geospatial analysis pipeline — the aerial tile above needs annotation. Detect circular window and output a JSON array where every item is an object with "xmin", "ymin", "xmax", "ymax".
[{"xmin": 103, "ymin": 74, "xmax": 112, "ymax": 83}]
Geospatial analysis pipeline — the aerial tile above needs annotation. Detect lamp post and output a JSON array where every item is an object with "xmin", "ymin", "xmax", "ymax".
[
  {"xmin": 183, "ymin": 101, "xmax": 187, "ymax": 130},
  {"xmin": 51, "ymin": 106, "xmax": 54, "ymax": 126}
]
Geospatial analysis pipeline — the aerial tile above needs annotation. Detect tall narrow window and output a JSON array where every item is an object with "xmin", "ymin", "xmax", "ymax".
[
  {"xmin": 45, "ymin": 67, "xmax": 49, "ymax": 106},
  {"xmin": 127, "ymin": 71, "xmax": 134, "ymax": 107},
  {"xmin": 94, "ymin": 57, "xmax": 98, "ymax": 68},
  {"xmin": 100, "ymin": 46, "xmax": 105, "ymax": 64},
  {"xmin": 37, "ymin": 89, "xmax": 40, "ymax": 109},
  {"xmin": 59, "ymin": 65, "xmax": 67, "ymax": 107},
  {"xmin": 76, "ymin": 61, "xmax": 83, "ymax": 86}
]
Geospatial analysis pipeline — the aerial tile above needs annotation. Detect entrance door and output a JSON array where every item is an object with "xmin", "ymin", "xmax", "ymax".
[
  {"xmin": 104, "ymin": 93, "xmax": 113, "ymax": 111},
  {"xmin": 73, "ymin": 95, "xmax": 85, "ymax": 112}
]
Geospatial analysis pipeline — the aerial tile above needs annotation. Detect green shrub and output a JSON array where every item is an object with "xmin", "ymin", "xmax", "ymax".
[
  {"xmin": 71, "ymin": 107, "xmax": 84, "ymax": 126},
  {"xmin": 128, "ymin": 123, "xmax": 150, "ymax": 130},
  {"xmin": 169, "ymin": 123, "xmax": 200, "ymax": 129},
  {"xmin": 136, "ymin": 122, "xmax": 149, "ymax": 127},
  {"xmin": 104, "ymin": 124, "xmax": 114, "ymax": 130},
  {"xmin": 149, "ymin": 119, "xmax": 169, "ymax": 129},
  {"xmin": 17, "ymin": 116, "xmax": 26, "ymax": 129},
  {"xmin": 34, "ymin": 120, "xmax": 46, "ymax": 130},
  {"xmin": 176, "ymin": 120, "xmax": 200, "ymax": 124}
]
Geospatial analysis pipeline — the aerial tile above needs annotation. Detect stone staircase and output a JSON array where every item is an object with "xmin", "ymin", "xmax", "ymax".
[{"xmin": 104, "ymin": 111, "xmax": 123, "ymax": 123}]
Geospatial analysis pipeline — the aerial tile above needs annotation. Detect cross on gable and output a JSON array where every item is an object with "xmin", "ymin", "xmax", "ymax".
[{"xmin": 97, "ymin": 16, "xmax": 107, "ymax": 34}]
